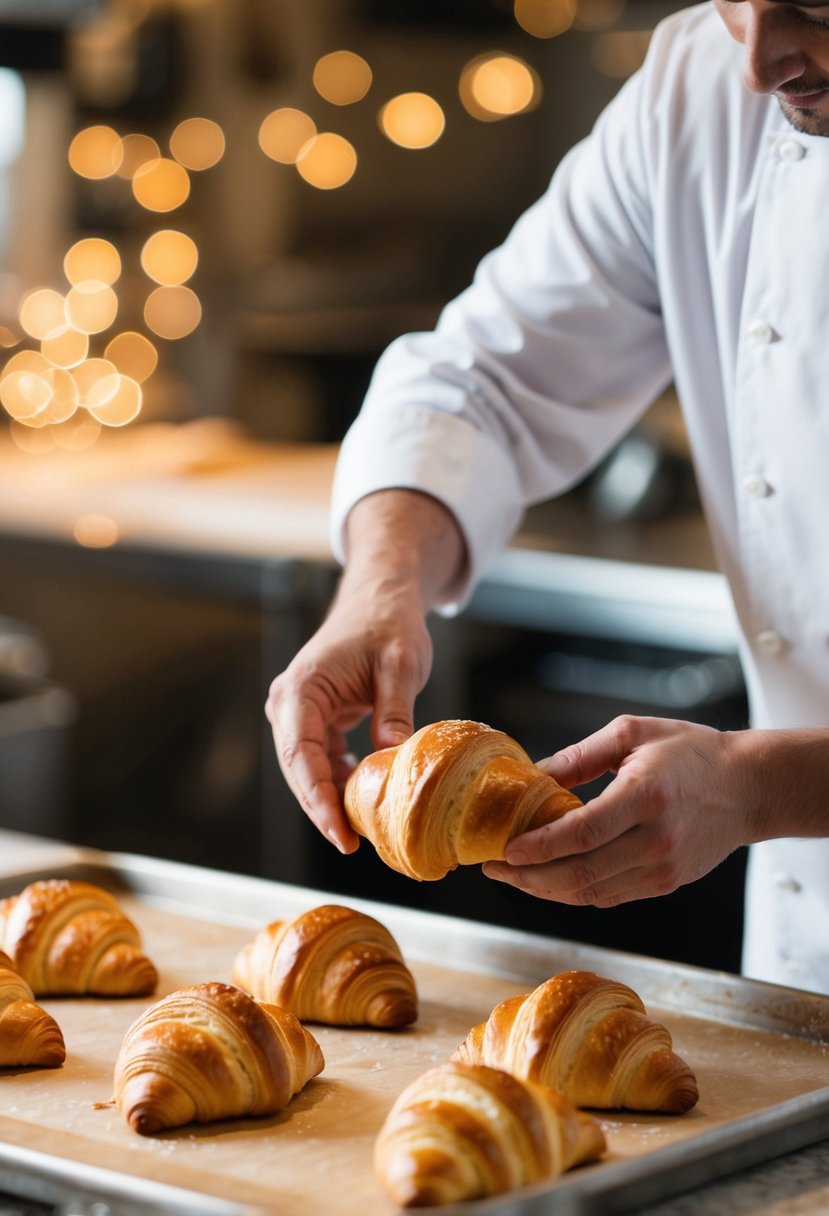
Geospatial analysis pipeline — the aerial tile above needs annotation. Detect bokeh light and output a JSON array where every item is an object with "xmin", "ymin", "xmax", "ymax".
[
  {"xmin": 459, "ymin": 54, "xmax": 541, "ymax": 121},
  {"xmin": 296, "ymin": 133, "xmax": 357, "ymax": 188},
  {"xmin": 379, "ymin": 93, "xmax": 445, "ymax": 149},
  {"xmin": 591, "ymin": 29, "xmax": 651, "ymax": 76},
  {"xmin": 40, "ymin": 326, "xmax": 89, "ymax": 369},
  {"xmin": 144, "ymin": 285, "xmax": 202, "ymax": 339},
  {"xmin": 140, "ymin": 230, "xmax": 198, "ymax": 286},
  {"xmin": 41, "ymin": 366, "xmax": 80, "ymax": 425},
  {"xmin": 52, "ymin": 416, "xmax": 102, "ymax": 450},
  {"xmin": 18, "ymin": 288, "xmax": 66, "ymax": 341},
  {"xmin": 72, "ymin": 357, "xmax": 120, "ymax": 407},
  {"xmin": 574, "ymin": 0, "xmax": 626, "ymax": 29},
  {"xmin": 0, "ymin": 368, "xmax": 52, "ymax": 422},
  {"xmin": 64, "ymin": 238, "xmax": 122, "ymax": 287},
  {"xmin": 312, "ymin": 51, "xmax": 373, "ymax": 105},
  {"xmin": 132, "ymin": 157, "xmax": 191, "ymax": 211},
  {"xmin": 114, "ymin": 133, "xmax": 161, "ymax": 180},
  {"xmin": 68, "ymin": 124, "xmax": 123, "ymax": 179},
  {"xmin": 73, "ymin": 514, "xmax": 120, "ymax": 547},
  {"xmin": 9, "ymin": 420, "xmax": 57, "ymax": 454},
  {"xmin": 169, "ymin": 117, "xmax": 225, "ymax": 170},
  {"xmin": 258, "ymin": 108, "xmax": 316, "ymax": 164},
  {"xmin": 105, "ymin": 331, "xmax": 158, "ymax": 383},
  {"xmin": 65, "ymin": 281, "xmax": 118, "ymax": 335},
  {"xmin": 513, "ymin": 0, "xmax": 577, "ymax": 38},
  {"xmin": 87, "ymin": 373, "xmax": 142, "ymax": 426}
]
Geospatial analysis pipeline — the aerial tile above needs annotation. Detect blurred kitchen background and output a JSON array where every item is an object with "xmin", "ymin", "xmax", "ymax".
[{"xmin": 0, "ymin": 0, "xmax": 749, "ymax": 974}]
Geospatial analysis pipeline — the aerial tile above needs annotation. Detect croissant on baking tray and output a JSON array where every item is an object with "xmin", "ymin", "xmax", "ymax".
[
  {"xmin": 344, "ymin": 719, "xmax": 583, "ymax": 881},
  {"xmin": 374, "ymin": 1060, "xmax": 605, "ymax": 1207},
  {"xmin": 231, "ymin": 904, "xmax": 417, "ymax": 1028},
  {"xmin": 114, "ymin": 981, "xmax": 324, "ymax": 1135},
  {"xmin": 454, "ymin": 969, "xmax": 699, "ymax": 1114},
  {"xmin": 0, "ymin": 949, "xmax": 65, "ymax": 1068},
  {"xmin": 0, "ymin": 879, "xmax": 158, "ymax": 997}
]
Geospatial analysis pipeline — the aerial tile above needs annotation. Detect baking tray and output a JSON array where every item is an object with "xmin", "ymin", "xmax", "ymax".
[{"xmin": 1, "ymin": 847, "xmax": 828, "ymax": 1216}]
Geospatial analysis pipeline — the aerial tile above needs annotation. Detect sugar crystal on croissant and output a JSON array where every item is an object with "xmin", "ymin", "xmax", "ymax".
[
  {"xmin": 455, "ymin": 969, "xmax": 699, "ymax": 1114},
  {"xmin": 374, "ymin": 1060, "xmax": 605, "ymax": 1207},
  {"xmin": 344, "ymin": 719, "xmax": 582, "ymax": 880}
]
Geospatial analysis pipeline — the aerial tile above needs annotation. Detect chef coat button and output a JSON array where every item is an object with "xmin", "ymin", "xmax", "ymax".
[
  {"xmin": 746, "ymin": 318, "xmax": 776, "ymax": 344},
  {"xmin": 778, "ymin": 138, "xmax": 806, "ymax": 162},
  {"xmin": 756, "ymin": 629, "xmax": 785, "ymax": 656},
  {"xmin": 772, "ymin": 871, "xmax": 802, "ymax": 893},
  {"xmin": 741, "ymin": 472, "xmax": 773, "ymax": 498}
]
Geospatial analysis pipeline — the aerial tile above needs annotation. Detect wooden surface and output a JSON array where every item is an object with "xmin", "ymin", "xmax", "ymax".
[{"xmin": 1, "ymin": 831, "xmax": 829, "ymax": 1215}]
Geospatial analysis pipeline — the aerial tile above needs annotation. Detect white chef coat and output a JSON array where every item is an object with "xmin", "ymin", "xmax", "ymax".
[{"xmin": 329, "ymin": 2, "xmax": 829, "ymax": 994}]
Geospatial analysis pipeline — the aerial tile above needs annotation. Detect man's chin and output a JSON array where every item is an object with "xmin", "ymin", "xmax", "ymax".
[{"xmin": 777, "ymin": 96, "xmax": 829, "ymax": 137}]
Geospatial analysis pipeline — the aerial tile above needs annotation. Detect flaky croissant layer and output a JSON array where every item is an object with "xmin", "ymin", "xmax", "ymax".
[
  {"xmin": 114, "ymin": 981, "xmax": 324, "ymax": 1134},
  {"xmin": 345, "ymin": 719, "xmax": 583, "ymax": 881},
  {"xmin": 455, "ymin": 969, "xmax": 699, "ymax": 1114},
  {"xmin": 0, "ymin": 951, "xmax": 65, "ymax": 1068},
  {"xmin": 374, "ymin": 1061, "xmax": 605, "ymax": 1207},
  {"xmin": 232, "ymin": 904, "xmax": 418, "ymax": 1028},
  {"xmin": 0, "ymin": 879, "xmax": 157, "ymax": 997}
]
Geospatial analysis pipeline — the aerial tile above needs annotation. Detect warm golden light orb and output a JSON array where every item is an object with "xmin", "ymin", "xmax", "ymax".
[
  {"xmin": 18, "ymin": 289, "xmax": 66, "ymax": 341},
  {"xmin": 169, "ymin": 117, "xmax": 226, "ymax": 170},
  {"xmin": 459, "ymin": 53, "xmax": 541, "ymax": 121},
  {"xmin": 132, "ymin": 157, "xmax": 191, "ymax": 211},
  {"xmin": 0, "ymin": 369, "xmax": 52, "ymax": 422},
  {"xmin": 64, "ymin": 238, "xmax": 122, "ymax": 287},
  {"xmin": 87, "ymin": 373, "xmax": 142, "ymax": 426},
  {"xmin": 144, "ymin": 285, "xmax": 202, "ymax": 339},
  {"xmin": 513, "ymin": 0, "xmax": 577, "ymax": 38},
  {"xmin": 296, "ymin": 133, "xmax": 357, "ymax": 188},
  {"xmin": 258, "ymin": 108, "xmax": 317, "ymax": 164},
  {"xmin": 68, "ymin": 125, "xmax": 123, "ymax": 179},
  {"xmin": 72, "ymin": 357, "xmax": 121, "ymax": 408},
  {"xmin": 312, "ymin": 50, "xmax": 373, "ymax": 105},
  {"xmin": 105, "ymin": 331, "xmax": 159, "ymax": 383},
  {"xmin": 41, "ymin": 326, "xmax": 89, "ymax": 369},
  {"xmin": 379, "ymin": 93, "xmax": 445, "ymax": 149},
  {"xmin": 73, "ymin": 514, "xmax": 120, "ymax": 547},
  {"xmin": 115, "ymin": 133, "xmax": 161, "ymax": 180},
  {"xmin": 65, "ymin": 281, "xmax": 118, "ymax": 335},
  {"xmin": 140, "ymin": 230, "xmax": 198, "ymax": 285}
]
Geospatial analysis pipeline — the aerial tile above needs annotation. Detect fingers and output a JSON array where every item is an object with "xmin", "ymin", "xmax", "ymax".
[
  {"xmin": 536, "ymin": 714, "xmax": 665, "ymax": 787},
  {"xmin": 484, "ymin": 852, "xmax": 669, "ymax": 908},
  {"xmin": 267, "ymin": 682, "xmax": 360, "ymax": 855},
  {"xmin": 505, "ymin": 781, "xmax": 637, "ymax": 866}
]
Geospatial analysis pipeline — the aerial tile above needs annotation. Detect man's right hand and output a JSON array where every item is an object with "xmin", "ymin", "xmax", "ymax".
[{"xmin": 265, "ymin": 489, "xmax": 466, "ymax": 852}]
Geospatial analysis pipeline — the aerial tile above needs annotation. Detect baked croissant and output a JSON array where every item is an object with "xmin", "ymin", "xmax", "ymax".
[
  {"xmin": 231, "ymin": 904, "xmax": 417, "ymax": 1028},
  {"xmin": 344, "ymin": 719, "xmax": 582, "ymax": 880},
  {"xmin": 0, "ymin": 949, "xmax": 65, "ymax": 1068},
  {"xmin": 374, "ymin": 1060, "xmax": 605, "ymax": 1207},
  {"xmin": 454, "ymin": 969, "xmax": 699, "ymax": 1114},
  {"xmin": 0, "ymin": 879, "xmax": 158, "ymax": 997},
  {"xmin": 114, "ymin": 980, "xmax": 324, "ymax": 1135}
]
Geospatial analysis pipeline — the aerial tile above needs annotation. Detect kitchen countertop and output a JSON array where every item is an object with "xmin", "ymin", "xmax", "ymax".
[
  {"xmin": 0, "ymin": 421, "xmax": 740, "ymax": 652},
  {"xmin": 0, "ymin": 827, "xmax": 827, "ymax": 1216}
]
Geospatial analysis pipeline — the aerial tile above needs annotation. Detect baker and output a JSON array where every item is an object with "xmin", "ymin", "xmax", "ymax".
[{"xmin": 266, "ymin": 0, "xmax": 829, "ymax": 996}]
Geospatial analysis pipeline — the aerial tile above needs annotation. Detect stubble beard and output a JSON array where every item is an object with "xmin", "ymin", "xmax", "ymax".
[{"xmin": 777, "ymin": 96, "xmax": 829, "ymax": 137}]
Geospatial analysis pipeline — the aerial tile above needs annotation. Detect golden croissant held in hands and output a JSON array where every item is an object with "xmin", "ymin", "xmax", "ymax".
[{"xmin": 344, "ymin": 719, "xmax": 582, "ymax": 881}]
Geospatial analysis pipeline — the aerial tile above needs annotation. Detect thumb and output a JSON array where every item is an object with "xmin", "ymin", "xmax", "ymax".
[
  {"xmin": 371, "ymin": 667, "xmax": 418, "ymax": 750},
  {"xmin": 537, "ymin": 723, "xmax": 629, "ymax": 787}
]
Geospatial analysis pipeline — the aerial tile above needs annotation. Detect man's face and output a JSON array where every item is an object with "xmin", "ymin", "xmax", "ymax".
[{"xmin": 714, "ymin": 0, "xmax": 829, "ymax": 135}]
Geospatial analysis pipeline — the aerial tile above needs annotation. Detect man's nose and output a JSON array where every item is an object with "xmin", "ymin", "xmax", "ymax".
[{"xmin": 741, "ymin": 6, "xmax": 807, "ymax": 93}]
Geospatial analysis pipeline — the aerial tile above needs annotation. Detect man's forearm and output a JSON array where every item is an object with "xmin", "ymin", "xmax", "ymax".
[
  {"xmin": 736, "ymin": 728, "xmax": 829, "ymax": 841},
  {"xmin": 340, "ymin": 489, "xmax": 467, "ymax": 613}
]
